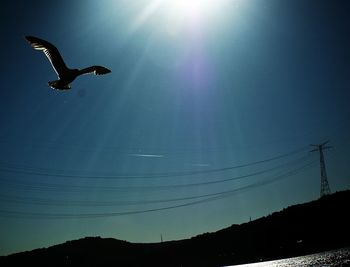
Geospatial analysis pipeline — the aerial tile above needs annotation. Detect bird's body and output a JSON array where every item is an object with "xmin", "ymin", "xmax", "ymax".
[
  {"xmin": 48, "ymin": 69, "xmax": 80, "ymax": 90},
  {"xmin": 25, "ymin": 36, "xmax": 111, "ymax": 90}
]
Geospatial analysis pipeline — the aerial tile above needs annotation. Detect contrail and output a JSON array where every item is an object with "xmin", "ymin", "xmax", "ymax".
[{"xmin": 128, "ymin": 154, "xmax": 165, "ymax": 158}]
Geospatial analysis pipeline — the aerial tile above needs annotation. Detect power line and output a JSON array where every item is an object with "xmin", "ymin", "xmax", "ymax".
[
  {"xmin": 0, "ymin": 155, "xmax": 311, "ymax": 193},
  {"xmin": 0, "ymin": 157, "xmax": 314, "ymax": 206},
  {"xmin": 0, "ymin": 161, "xmax": 317, "ymax": 218},
  {"xmin": 0, "ymin": 146, "xmax": 309, "ymax": 179}
]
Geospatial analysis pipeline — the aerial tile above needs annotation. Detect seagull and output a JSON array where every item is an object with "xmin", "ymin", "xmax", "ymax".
[{"xmin": 25, "ymin": 36, "xmax": 111, "ymax": 90}]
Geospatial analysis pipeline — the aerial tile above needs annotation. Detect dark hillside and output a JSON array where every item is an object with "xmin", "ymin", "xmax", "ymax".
[{"xmin": 1, "ymin": 190, "xmax": 349, "ymax": 266}]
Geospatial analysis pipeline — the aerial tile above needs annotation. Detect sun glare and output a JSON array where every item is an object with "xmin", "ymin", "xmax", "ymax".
[
  {"xmin": 162, "ymin": 0, "xmax": 226, "ymax": 23},
  {"xmin": 128, "ymin": 0, "xmax": 244, "ymax": 36},
  {"xmin": 171, "ymin": 0, "xmax": 217, "ymax": 16},
  {"xmin": 157, "ymin": 0, "xmax": 245, "ymax": 32}
]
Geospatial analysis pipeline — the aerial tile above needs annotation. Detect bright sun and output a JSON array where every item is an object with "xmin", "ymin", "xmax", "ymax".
[
  {"xmin": 172, "ymin": 0, "xmax": 215, "ymax": 15},
  {"xmin": 129, "ymin": 0, "xmax": 243, "ymax": 36},
  {"xmin": 166, "ymin": 0, "xmax": 225, "ymax": 20},
  {"xmin": 155, "ymin": 0, "xmax": 229, "ymax": 32}
]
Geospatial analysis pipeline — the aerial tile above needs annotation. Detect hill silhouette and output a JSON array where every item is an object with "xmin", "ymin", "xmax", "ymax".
[{"xmin": 1, "ymin": 190, "xmax": 349, "ymax": 266}]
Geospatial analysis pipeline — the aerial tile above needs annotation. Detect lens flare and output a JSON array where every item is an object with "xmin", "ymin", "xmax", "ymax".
[
  {"xmin": 172, "ymin": 0, "xmax": 215, "ymax": 15},
  {"xmin": 162, "ymin": 0, "xmax": 225, "ymax": 26}
]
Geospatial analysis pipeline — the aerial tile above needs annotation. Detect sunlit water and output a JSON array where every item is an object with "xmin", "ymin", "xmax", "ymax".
[{"xmin": 227, "ymin": 247, "xmax": 350, "ymax": 267}]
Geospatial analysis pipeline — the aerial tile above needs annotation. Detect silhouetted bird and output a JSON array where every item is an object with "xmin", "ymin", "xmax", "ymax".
[{"xmin": 25, "ymin": 36, "xmax": 111, "ymax": 90}]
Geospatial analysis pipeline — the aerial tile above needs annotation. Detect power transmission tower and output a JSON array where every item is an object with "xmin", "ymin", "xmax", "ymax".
[{"xmin": 310, "ymin": 141, "xmax": 332, "ymax": 197}]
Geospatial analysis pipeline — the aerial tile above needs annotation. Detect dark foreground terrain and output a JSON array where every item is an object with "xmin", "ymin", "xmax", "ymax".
[{"xmin": 1, "ymin": 190, "xmax": 349, "ymax": 267}]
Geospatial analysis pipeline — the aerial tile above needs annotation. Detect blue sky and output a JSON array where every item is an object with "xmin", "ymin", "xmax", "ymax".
[{"xmin": 0, "ymin": 0, "xmax": 349, "ymax": 256}]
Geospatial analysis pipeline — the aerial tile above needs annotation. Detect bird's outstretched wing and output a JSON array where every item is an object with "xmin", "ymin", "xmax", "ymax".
[
  {"xmin": 78, "ymin": 66, "xmax": 111, "ymax": 76},
  {"xmin": 25, "ymin": 36, "xmax": 69, "ymax": 78}
]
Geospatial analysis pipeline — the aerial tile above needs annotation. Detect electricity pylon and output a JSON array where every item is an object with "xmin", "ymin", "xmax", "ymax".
[{"xmin": 310, "ymin": 141, "xmax": 332, "ymax": 197}]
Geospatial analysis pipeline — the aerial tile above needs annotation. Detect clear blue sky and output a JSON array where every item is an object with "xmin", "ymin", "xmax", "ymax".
[{"xmin": 0, "ymin": 0, "xmax": 349, "ymax": 256}]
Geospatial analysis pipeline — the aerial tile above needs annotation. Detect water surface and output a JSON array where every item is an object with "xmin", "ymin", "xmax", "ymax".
[{"xmin": 228, "ymin": 247, "xmax": 350, "ymax": 267}]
